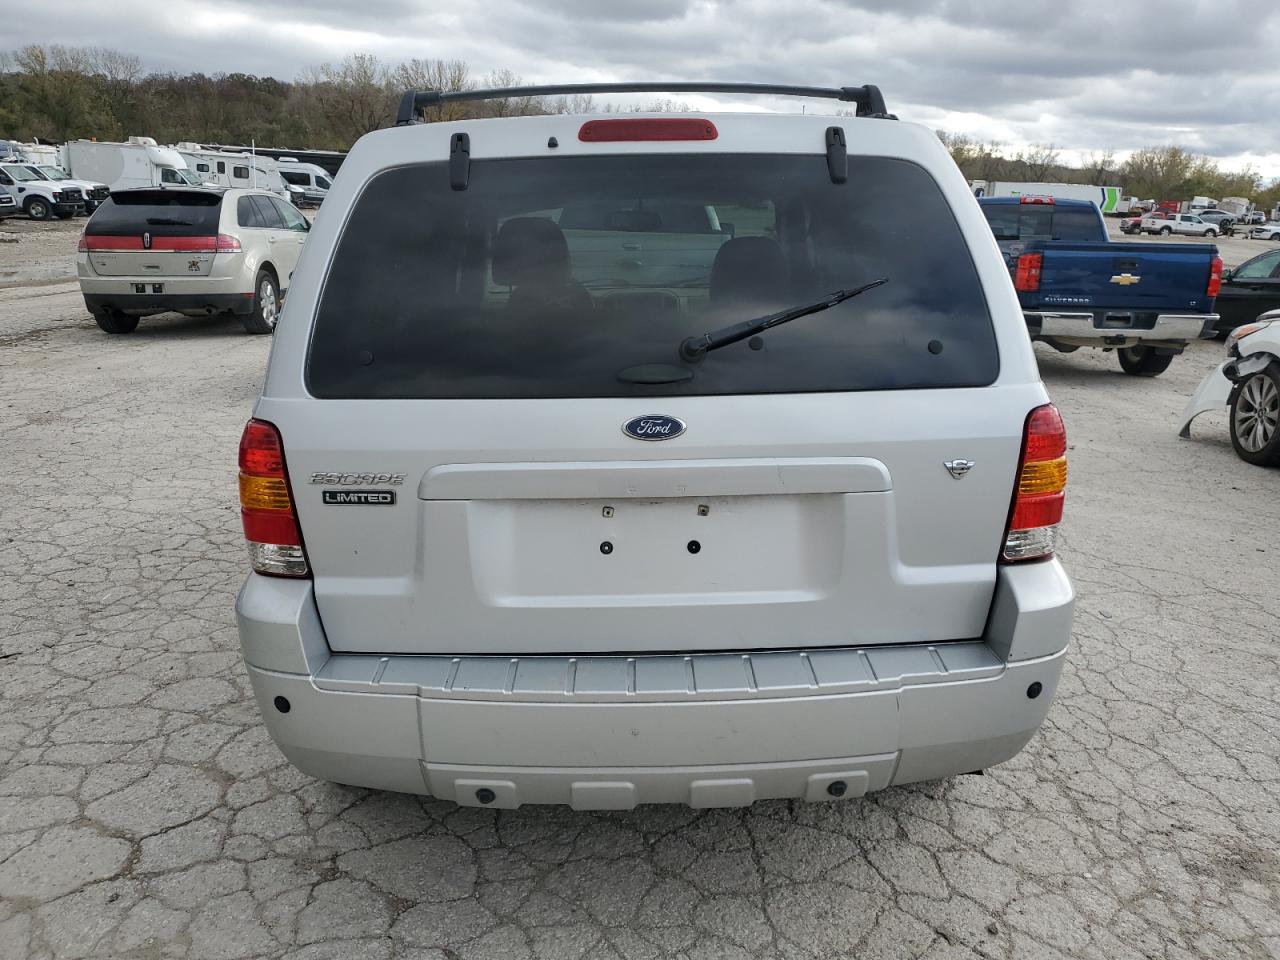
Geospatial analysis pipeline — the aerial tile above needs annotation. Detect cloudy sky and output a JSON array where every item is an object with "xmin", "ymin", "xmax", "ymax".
[{"xmin": 9, "ymin": 0, "xmax": 1280, "ymax": 175}]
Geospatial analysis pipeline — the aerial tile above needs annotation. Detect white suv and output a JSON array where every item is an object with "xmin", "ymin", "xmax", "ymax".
[
  {"xmin": 234, "ymin": 83, "xmax": 1075, "ymax": 808},
  {"xmin": 78, "ymin": 186, "xmax": 309, "ymax": 334}
]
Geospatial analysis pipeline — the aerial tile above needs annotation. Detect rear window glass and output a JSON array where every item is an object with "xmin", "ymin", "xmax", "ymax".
[
  {"xmin": 982, "ymin": 203, "xmax": 1101, "ymax": 242},
  {"xmin": 86, "ymin": 191, "xmax": 222, "ymax": 236},
  {"xmin": 308, "ymin": 155, "xmax": 998, "ymax": 399}
]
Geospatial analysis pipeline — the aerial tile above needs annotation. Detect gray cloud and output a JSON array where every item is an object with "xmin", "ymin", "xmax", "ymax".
[{"xmin": 6, "ymin": 0, "xmax": 1280, "ymax": 174}]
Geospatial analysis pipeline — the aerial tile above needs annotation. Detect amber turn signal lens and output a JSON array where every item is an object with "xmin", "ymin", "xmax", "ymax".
[{"xmin": 1017, "ymin": 457, "xmax": 1067, "ymax": 496}]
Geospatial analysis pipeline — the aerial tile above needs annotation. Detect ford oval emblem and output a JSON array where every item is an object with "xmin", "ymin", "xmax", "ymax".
[{"xmin": 623, "ymin": 415, "xmax": 686, "ymax": 441}]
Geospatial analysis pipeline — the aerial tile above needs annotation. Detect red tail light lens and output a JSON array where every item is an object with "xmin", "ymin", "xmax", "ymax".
[
  {"xmin": 79, "ymin": 234, "xmax": 239, "ymax": 252},
  {"xmin": 238, "ymin": 419, "xmax": 308, "ymax": 577},
  {"xmin": 77, "ymin": 233, "xmax": 87, "ymax": 252},
  {"xmin": 578, "ymin": 118, "xmax": 718, "ymax": 142},
  {"xmin": 1014, "ymin": 253, "xmax": 1043, "ymax": 292},
  {"xmin": 1207, "ymin": 255, "xmax": 1223, "ymax": 298},
  {"xmin": 1002, "ymin": 404, "xmax": 1067, "ymax": 563},
  {"xmin": 1019, "ymin": 195, "xmax": 1054, "ymax": 205}
]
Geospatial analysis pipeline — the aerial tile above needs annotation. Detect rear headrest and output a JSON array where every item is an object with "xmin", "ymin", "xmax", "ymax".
[
  {"xmin": 492, "ymin": 217, "xmax": 571, "ymax": 287},
  {"xmin": 709, "ymin": 236, "xmax": 788, "ymax": 308}
]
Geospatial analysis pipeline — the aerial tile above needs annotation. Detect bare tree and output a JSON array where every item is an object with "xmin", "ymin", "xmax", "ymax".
[
  {"xmin": 542, "ymin": 94, "xmax": 593, "ymax": 115},
  {"xmin": 387, "ymin": 58, "xmax": 471, "ymax": 121},
  {"xmin": 304, "ymin": 55, "xmax": 391, "ymax": 142},
  {"xmin": 1081, "ymin": 149, "xmax": 1116, "ymax": 184},
  {"xmin": 480, "ymin": 69, "xmax": 544, "ymax": 117},
  {"xmin": 1017, "ymin": 143, "xmax": 1060, "ymax": 180},
  {"xmin": 937, "ymin": 131, "xmax": 980, "ymax": 168},
  {"xmin": 87, "ymin": 47, "xmax": 142, "ymax": 86}
]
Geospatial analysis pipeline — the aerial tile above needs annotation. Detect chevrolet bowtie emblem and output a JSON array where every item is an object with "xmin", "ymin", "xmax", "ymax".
[{"xmin": 1110, "ymin": 273, "xmax": 1141, "ymax": 285}]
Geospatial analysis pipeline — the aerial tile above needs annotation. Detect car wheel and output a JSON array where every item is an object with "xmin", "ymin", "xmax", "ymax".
[
  {"xmin": 1159, "ymin": 226, "xmax": 1172, "ymax": 236},
  {"xmin": 1229, "ymin": 364, "xmax": 1280, "ymax": 466},
  {"xmin": 1204, "ymin": 229, "xmax": 1215, "ymax": 237},
  {"xmin": 241, "ymin": 270, "xmax": 280, "ymax": 334},
  {"xmin": 92, "ymin": 308, "xmax": 140, "ymax": 334},
  {"xmin": 25, "ymin": 197, "xmax": 51, "ymax": 221},
  {"xmin": 1117, "ymin": 345, "xmax": 1174, "ymax": 377}
]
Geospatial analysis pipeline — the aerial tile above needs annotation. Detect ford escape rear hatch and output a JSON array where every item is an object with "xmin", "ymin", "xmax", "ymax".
[{"xmin": 289, "ymin": 149, "xmax": 1022, "ymax": 656}]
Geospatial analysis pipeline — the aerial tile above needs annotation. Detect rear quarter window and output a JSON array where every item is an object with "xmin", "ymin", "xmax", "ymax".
[
  {"xmin": 982, "ymin": 204, "xmax": 1102, "ymax": 242},
  {"xmin": 308, "ymin": 154, "xmax": 998, "ymax": 399}
]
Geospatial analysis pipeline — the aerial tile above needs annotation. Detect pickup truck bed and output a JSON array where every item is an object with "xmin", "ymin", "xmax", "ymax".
[
  {"xmin": 979, "ymin": 196, "xmax": 1221, "ymax": 376},
  {"xmin": 1020, "ymin": 240, "xmax": 1218, "ymax": 342}
]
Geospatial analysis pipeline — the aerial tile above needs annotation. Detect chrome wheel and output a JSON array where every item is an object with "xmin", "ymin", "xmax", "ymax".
[
  {"xmin": 259, "ymin": 278, "xmax": 278, "ymax": 327},
  {"xmin": 1234, "ymin": 374, "xmax": 1279, "ymax": 453}
]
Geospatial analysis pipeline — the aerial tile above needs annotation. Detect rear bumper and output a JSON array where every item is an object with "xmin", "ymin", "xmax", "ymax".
[
  {"xmin": 236, "ymin": 561, "xmax": 1074, "ymax": 808},
  {"xmin": 1027, "ymin": 311, "xmax": 1217, "ymax": 344},
  {"xmin": 83, "ymin": 291, "xmax": 255, "ymax": 317}
]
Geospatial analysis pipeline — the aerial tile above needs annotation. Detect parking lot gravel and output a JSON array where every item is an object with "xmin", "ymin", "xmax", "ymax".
[{"xmin": 1, "ymin": 223, "xmax": 1278, "ymax": 959}]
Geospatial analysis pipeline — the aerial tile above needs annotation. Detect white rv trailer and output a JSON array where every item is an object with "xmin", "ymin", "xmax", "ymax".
[{"xmin": 61, "ymin": 137, "xmax": 201, "ymax": 192}]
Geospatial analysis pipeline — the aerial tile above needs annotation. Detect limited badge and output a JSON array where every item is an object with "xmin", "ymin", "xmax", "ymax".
[{"xmin": 322, "ymin": 490, "xmax": 396, "ymax": 505}]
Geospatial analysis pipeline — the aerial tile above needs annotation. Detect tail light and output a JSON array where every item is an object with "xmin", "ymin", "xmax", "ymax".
[
  {"xmin": 1014, "ymin": 253, "xmax": 1043, "ymax": 292},
  {"xmin": 238, "ymin": 419, "xmax": 309, "ymax": 577},
  {"xmin": 1002, "ymin": 404, "xmax": 1067, "ymax": 563},
  {"xmin": 216, "ymin": 234, "xmax": 242, "ymax": 253},
  {"xmin": 1207, "ymin": 255, "xmax": 1223, "ymax": 298},
  {"xmin": 1019, "ymin": 195, "xmax": 1054, "ymax": 204},
  {"xmin": 77, "ymin": 233, "xmax": 87, "ymax": 252}
]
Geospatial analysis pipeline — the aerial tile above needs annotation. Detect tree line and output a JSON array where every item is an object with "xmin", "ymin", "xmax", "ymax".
[
  {"xmin": 5, "ymin": 45, "xmax": 1274, "ymax": 210},
  {"xmin": 938, "ymin": 132, "xmax": 1280, "ymax": 209},
  {"xmin": 0, "ymin": 46, "xmax": 689, "ymax": 151}
]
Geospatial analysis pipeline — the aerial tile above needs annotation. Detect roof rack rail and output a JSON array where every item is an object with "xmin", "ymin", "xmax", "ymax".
[{"xmin": 395, "ymin": 82, "xmax": 892, "ymax": 125}]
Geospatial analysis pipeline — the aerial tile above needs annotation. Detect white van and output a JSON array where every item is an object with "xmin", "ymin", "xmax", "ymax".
[
  {"xmin": 277, "ymin": 161, "xmax": 332, "ymax": 206},
  {"xmin": 234, "ymin": 82, "xmax": 1074, "ymax": 809},
  {"xmin": 61, "ymin": 138, "xmax": 200, "ymax": 192}
]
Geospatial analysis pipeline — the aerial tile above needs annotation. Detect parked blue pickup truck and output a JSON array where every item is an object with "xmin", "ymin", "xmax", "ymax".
[{"xmin": 979, "ymin": 196, "xmax": 1222, "ymax": 376}]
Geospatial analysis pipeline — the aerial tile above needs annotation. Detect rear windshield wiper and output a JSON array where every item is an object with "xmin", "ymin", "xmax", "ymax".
[
  {"xmin": 679, "ymin": 277, "xmax": 888, "ymax": 363},
  {"xmin": 145, "ymin": 217, "xmax": 193, "ymax": 226}
]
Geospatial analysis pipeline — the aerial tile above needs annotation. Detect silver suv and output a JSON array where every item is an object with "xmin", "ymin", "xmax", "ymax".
[{"xmin": 235, "ymin": 83, "xmax": 1074, "ymax": 809}]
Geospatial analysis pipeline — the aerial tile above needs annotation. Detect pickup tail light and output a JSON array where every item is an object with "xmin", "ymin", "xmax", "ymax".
[
  {"xmin": 1019, "ymin": 195, "xmax": 1054, "ymax": 204},
  {"xmin": 1207, "ymin": 255, "xmax": 1223, "ymax": 298},
  {"xmin": 239, "ymin": 419, "xmax": 309, "ymax": 577},
  {"xmin": 1002, "ymin": 404, "xmax": 1067, "ymax": 563},
  {"xmin": 1014, "ymin": 253, "xmax": 1043, "ymax": 292}
]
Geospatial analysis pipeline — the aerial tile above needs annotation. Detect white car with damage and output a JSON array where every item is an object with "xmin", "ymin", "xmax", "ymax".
[{"xmin": 1180, "ymin": 313, "xmax": 1280, "ymax": 465}]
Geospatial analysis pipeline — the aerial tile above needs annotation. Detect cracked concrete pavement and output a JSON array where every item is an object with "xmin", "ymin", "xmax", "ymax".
[{"xmin": 1, "ymin": 221, "xmax": 1278, "ymax": 959}]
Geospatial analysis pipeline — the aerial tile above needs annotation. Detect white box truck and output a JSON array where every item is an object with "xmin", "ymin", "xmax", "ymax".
[
  {"xmin": 970, "ymin": 180, "xmax": 1130, "ymax": 214},
  {"xmin": 61, "ymin": 137, "xmax": 202, "ymax": 192}
]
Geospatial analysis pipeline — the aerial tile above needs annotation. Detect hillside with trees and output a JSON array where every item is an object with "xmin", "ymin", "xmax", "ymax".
[
  {"xmin": 3, "ymin": 44, "xmax": 1276, "ymax": 208},
  {"xmin": 0, "ymin": 47, "xmax": 610, "ymax": 150},
  {"xmin": 937, "ymin": 132, "xmax": 1280, "ymax": 209}
]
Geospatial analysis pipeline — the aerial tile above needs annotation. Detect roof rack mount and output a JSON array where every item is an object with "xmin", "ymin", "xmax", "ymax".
[{"xmin": 396, "ymin": 82, "xmax": 891, "ymax": 125}]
